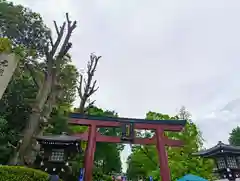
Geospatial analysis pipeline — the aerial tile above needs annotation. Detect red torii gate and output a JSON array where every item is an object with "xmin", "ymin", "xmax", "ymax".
[{"xmin": 69, "ymin": 113, "xmax": 186, "ymax": 181}]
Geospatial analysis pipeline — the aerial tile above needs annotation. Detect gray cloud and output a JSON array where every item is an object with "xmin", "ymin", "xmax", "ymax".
[{"xmin": 12, "ymin": 0, "xmax": 240, "ymax": 171}]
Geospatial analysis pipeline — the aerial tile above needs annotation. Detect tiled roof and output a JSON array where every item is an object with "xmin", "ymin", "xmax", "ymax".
[
  {"xmin": 36, "ymin": 134, "xmax": 80, "ymax": 142},
  {"xmin": 193, "ymin": 141, "xmax": 240, "ymax": 157}
]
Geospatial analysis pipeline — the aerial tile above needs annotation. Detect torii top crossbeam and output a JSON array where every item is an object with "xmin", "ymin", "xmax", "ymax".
[
  {"xmin": 69, "ymin": 113, "xmax": 186, "ymax": 146},
  {"xmin": 69, "ymin": 113, "xmax": 186, "ymax": 125}
]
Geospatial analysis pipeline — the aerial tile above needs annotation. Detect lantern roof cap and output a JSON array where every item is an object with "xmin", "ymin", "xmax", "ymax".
[
  {"xmin": 36, "ymin": 133, "xmax": 80, "ymax": 143},
  {"xmin": 193, "ymin": 141, "xmax": 240, "ymax": 157}
]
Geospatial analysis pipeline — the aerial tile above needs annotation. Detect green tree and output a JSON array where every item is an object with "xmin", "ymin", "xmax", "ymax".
[
  {"xmin": 0, "ymin": 37, "xmax": 33, "ymax": 164},
  {"xmin": 0, "ymin": 117, "xmax": 16, "ymax": 164},
  {"xmin": 126, "ymin": 149, "xmax": 153, "ymax": 181},
  {"xmin": 70, "ymin": 106, "xmax": 123, "ymax": 180},
  {"xmin": 0, "ymin": 2, "xmax": 122, "ymax": 176},
  {"xmin": 0, "ymin": 0, "xmax": 48, "ymax": 164},
  {"xmin": 88, "ymin": 107, "xmax": 123, "ymax": 174},
  {"xmin": 0, "ymin": 21, "xmax": 79, "ymax": 165},
  {"xmin": 229, "ymin": 126, "xmax": 240, "ymax": 146},
  {"xmin": 17, "ymin": 13, "xmax": 77, "ymax": 164},
  {"xmin": 0, "ymin": 0, "xmax": 78, "ymax": 163},
  {"xmin": 126, "ymin": 107, "xmax": 215, "ymax": 181},
  {"xmin": 0, "ymin": 53, "xmax": 79, "ymax": 165},
  {"xmin": 0, "ymin": 0, "xmax": 50, "ymax": 55}
]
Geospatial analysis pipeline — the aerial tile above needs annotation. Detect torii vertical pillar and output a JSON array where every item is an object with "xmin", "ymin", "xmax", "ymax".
[
  {"xmin": 156, "ymin": 126, "xmax": 171, "ymax": 181},
  {"xmin": 84, "ymin": 124, "xmax": 97, "ymax": 181}
]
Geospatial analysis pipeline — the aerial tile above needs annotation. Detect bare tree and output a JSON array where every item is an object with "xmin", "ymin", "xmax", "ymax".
[
  {"xmin": 178, "ymin": 106, "xmax": 191, "ymax": 120},
  {"xmin": 77, "ymin": 53, "xmax": 101, "ymax": 113},
  {"xmin": 17, "ymin": 13, "xmax": 77, "ymax": 164}
]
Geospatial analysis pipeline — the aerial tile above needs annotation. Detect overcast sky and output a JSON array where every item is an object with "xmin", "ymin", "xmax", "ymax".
[{"xmin": 13, "ymin": 0, "xmax": 240, "ymax": 172}]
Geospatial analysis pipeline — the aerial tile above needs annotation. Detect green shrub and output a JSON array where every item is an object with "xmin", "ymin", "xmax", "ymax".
[{"xmin": 0, "ymin": 166, "xmax": 51, "ymax": 181}]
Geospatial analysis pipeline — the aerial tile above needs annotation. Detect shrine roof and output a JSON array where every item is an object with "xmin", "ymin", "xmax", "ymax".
[
  {"xmin": 69, "ymin": 113, "xmax": 187, "ymax": 126},
  {"xmin": 36, "ymin": 134, "xmax": 80, "ymax": 143},
  {"xmin": 193, "ymin": 141, "xmax": 240, "ymax": 157}
]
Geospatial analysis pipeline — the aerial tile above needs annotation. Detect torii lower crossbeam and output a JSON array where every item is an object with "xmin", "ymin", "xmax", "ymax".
[{"xmin": 69, "ymin": 113, "xmax": 186, "ymax": 181}]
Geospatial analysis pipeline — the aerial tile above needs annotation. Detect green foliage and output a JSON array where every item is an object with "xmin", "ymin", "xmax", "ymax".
[
  {"xmin": 229, "ymin": 126, "xmax": 240, "ymax": 146},
  {"xmin": 88, "ymin": 107, "xmax": 123, "ymax": 174},
  {"xmin": 0, "ymin": 117, "xmax": 15, "ymax": 163},
  {"xmin": 0, "ymin": 166, "xmax": 53, "ymax": 181},
  {"xmin": 0, "ymin": 38, "xmax": 30, "ymax": 164},
  {"xmin": 0, "ymin": 32, "xmax": 78, "ymax": 166},
  {"xmin": 0, "ymin": 65, "xmax": 36, "ymax": 164},
  {"xmin": 0, "ymin": 38, "xmax": 12, "ymax": 53},
  {"xmin": 58, "ymin": 63, "xmax": 79, "ymax": 104},
  {"xmin": 93, "ymin": 170, "xmax": 113, "ymax": 181},
  {"xmin": 127, "ymin": 108, "xmax": 215, "ymax": 181},
  {"xmin": 167, "ymin": 120, "xmax": 215, "ymax": 181},
  {"xmin": 0, "ymin": 0, "xmax": 50, "ymax": 55},
  {"xmin": 70, "ymin": 106, "xmax": 123, "ymax": 179},
  {"xmin": 45, "ymin": 62, "xmax": 79, "ymax": 134}
]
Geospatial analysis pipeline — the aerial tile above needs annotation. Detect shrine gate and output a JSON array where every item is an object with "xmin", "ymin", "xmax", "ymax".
[{"xmin": 69, "ymin": 113, "xmax": 186, "ymax": 181}]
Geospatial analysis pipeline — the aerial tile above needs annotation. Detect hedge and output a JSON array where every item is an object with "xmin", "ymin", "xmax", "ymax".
[
  {"xmin": 0, "ymin": 166, "xmax": 52, "ymax": 181},
  {"xmin": 0, "ymin": 165, "xmax": 113, "ymax": 181}
]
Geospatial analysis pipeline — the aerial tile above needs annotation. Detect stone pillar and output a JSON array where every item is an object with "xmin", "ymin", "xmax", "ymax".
[{"xmin": 0, "ymin": 53, "xmax": 18, "ymax": 99}]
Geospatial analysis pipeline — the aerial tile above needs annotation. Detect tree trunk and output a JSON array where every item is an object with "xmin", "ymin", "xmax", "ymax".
[
  {"xmin": 17, "ymin": 76, "xmax": 52, "ymax": 164},
  {"xmin": 79, "ymin": 96, "xmax": 87, "ymax": 113},
  {"xmin": 23, "ymin": 89, "xmax": 61, "ymax": 165},
  {"xmin": 18, "ymin": 111, "xmax": 41, "ymax": 164}
]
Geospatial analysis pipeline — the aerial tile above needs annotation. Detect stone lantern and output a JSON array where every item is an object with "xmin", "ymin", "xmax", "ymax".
[
  {"xmin": 193, "ymin": 141, "xmax": 240, "ymax": 181},
  {"xmin": 35, "ymin": 133, "xmax": 81, "ymax": 176}
]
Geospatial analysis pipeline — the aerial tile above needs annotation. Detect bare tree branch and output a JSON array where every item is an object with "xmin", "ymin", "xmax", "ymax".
[
  {"xmin": 83, "ymin": 78, "xmax": 87, "ymax": 86},
  {"xmin": 53, "ymin": 21, "xmax": 60, "ymax": 36},
  {"xmin": 88, "ymin": 80, "xmax": 99, "ymax": 96},
  {"xmin": 57, "ymin": 13, "xmax": 77, "ymax": 60},
  {"xmin": 78, "ymin": 53, "xmax": 101, "ymax": 112},
  {"xmin": 25, "ymin": 14, "xmax": 74, "ymax": 88},
  {"xmin": 49, "ymin": 36, "xmax": 54, "ymax": 48},
  {"xmin": 77, "ymin": 74, "xmax": 83, "ymax": 99},
  {"xmin": 49, "ymin": 22, "xmax": 65, "ymax": 58}
]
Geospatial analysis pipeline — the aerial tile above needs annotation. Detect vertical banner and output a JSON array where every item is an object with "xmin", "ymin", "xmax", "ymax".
[
  {"xmin": 149, "ymin": 176, "xmax": 153, "ymax": 181},
  {"xmin": 0, "ymin": 53, "xmax": 18, "ymax": 99},
  {"xmin": 79, "ymin": 168, "xmax": 85, "ymax": 181}
]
